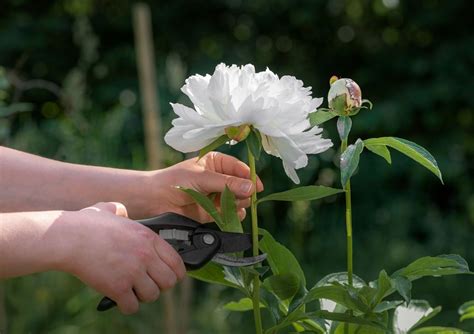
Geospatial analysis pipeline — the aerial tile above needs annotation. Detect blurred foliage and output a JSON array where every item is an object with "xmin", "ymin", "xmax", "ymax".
[{"xmin": 0, "ymin": 0, "xmax": 473, "ymax": 332}]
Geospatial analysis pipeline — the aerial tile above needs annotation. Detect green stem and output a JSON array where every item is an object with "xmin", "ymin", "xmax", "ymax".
[
  {"xmin": 248, "ymin": 147, "xmax": 263, "ymax": 334},
  {"xmin": 341, "ymin": 139, "xmax": 353, "ymax": 287}
]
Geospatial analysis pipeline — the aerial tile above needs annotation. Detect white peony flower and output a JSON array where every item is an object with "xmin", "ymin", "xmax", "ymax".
[{"xmin": 164, "ymin": 63, "xmax": 333, "ymax": 183}]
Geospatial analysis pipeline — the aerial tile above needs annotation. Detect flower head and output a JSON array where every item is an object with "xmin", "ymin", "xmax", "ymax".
[
  {"xmin": 164, "ymin": 63, "xmax": 333, "ymax": 183},
  {"xmin": 328, "ymin": 77, "xmax": 362, "ymax": 113}
]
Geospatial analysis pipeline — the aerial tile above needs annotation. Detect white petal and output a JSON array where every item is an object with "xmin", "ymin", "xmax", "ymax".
[
  {"xmin": 164, "ymin": 125, "xmax": 226, "ymax": 153},
  {"xmin": 283, "ymin": 161, "xmax": 300, "ymax": 184}
]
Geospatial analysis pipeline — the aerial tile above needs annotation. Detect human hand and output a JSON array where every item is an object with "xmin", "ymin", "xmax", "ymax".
[
  {"xmin": 144, "ymin": 152, "xmax": 264, "ymax": 222},
  {"xmin": 57, "ymin": 202, "xmax": 185, "ymax": 314}
]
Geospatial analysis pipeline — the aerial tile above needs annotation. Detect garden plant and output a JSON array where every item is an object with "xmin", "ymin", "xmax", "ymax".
[{"xmin": 163, "ymin": 63, "xmax": 472, "ymax": 333}]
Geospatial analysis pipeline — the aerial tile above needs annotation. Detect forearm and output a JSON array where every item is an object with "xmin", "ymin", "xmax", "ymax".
[
  {"xmin": 0, "ymin": 147, "xmax": 155, "ymax": 218},
  {"xmin": 0, "ymin": 211, "xmax": 68, "ymax": 278}
]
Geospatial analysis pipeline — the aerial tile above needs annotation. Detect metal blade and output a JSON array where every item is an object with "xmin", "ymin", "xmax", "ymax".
[
  {"xmin": 215, "ymin": 232, "xmax": 253, "ymax": 253},
  {"xmin": 211, "ymin": 253, "xmax": 267, "ymax": 267}
]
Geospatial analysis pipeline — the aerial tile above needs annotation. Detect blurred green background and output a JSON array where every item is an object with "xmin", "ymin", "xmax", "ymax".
[{"xmin": 1, "ymin": 0, "xmax": 473, "ymax": 333}]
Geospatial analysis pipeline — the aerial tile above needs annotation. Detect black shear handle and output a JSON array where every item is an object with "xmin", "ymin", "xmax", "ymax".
[{"xmin": 96, "ymin": 215, "xmax": 221, "ymax": 312}]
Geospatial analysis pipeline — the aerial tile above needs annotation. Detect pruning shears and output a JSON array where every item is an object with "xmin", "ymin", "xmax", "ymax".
[{"xmin": 97, "ymin": 212, "xmax": 266, "ymax": 311}]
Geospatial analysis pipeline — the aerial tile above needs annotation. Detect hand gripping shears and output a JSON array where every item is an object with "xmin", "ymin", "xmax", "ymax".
[{"xmin": 97, "ymin": 212, "xmax": 266, "ymax": 311}]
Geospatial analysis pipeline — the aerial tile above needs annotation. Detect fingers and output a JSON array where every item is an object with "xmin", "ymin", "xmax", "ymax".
[
  {"xmin": 115, "ymin": 289, "xmax": 140, "ymax": 315},
  {"xmin": 201, "ymin": 152, "xmax": 264, "ymax": 193},
  {"xmin": 133, "ymin": 274, "xmax": 160, "ymax": 303},
  {"xmin": 81, "ymin": 202, "xmax": 129, "ymax": 218},
  {"xmin": 194, "ymin": 171, "xmax": 256, "ymax": 199},
  {"xmin": 153, "ymin": 237, "xmax": 186, "ymax": 281}
]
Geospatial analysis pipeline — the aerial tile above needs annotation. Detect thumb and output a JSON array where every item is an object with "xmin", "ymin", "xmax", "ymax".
[
  {"xmin": 195, "ymin": 171, "xmax": 255, "ymax": 199},
  {"xmin": 84, "ymin": 202, "xmax": 129, "ymax": 218}
]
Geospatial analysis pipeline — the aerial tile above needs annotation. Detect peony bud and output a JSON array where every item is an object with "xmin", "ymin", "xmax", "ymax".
[
  {"xmin": 225, "ymin": 124, "xmax": 251, "ymax": 142},
  {"xmin": 328, "ymin": 78, "xmax": 362, "ymax": 113}
]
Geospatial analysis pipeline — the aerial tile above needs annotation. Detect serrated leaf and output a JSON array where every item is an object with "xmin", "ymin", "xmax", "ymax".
[
  {"xmin": 340, "ymin": 139, "xmax": 364, "ymax": 186},
  {"xmin": 257, "ymin": 186, "xmax": 344, "ymax": 204},
  {"xmin": 365, "ymin": 143, "xmax": 392, "ymax": 164},
  {"xmin": 337, "ymin": 116, "xmax": 352, "ymax": 141},
  {"xmin": 198, "ymin": 134, "xmax": 229, "ymax": 159},
  {"xmin": 223, "ymin": 297, "xmax": 263, "ymax": 311},
  {"xmin": 220, "ymin": 186, "xmax": 242, "ymax": 233},
  {"xmin": 459, "ymin": 300, "xmax": 474, "ymax": 322},
  {"xmin": 263, "ymin": 273, "xmax": 301, "ymax": 301},
  {"xmin": 393, "ymin": 300, "xmax": 441, "ymax": 333},
  {"xmin": 309, "ymin": 109, "xmax": 337, "ymax": 125},
  {"xmin": 178, "ymin": 187, "xmax": 223, "ymax": 229},
  {"xmin": 363, "ymin": 137, "xmax": 443, "ymax": 183},
  {"xmin": 411, "ymin": 327, "xmax": 465, "ymax": 334},
  {"xmin": 246, "ymin": 128, "xmax": 262, "ymax": 160},
  {"xmin": 259, "ymin": 228, "xmax": 306, "ymax": 286}
]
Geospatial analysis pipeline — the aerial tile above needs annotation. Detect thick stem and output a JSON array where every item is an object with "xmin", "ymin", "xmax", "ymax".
[
  {"xmin": 248, "ymin": 147, "xmax": 263, "ymax": 334},
  {"xmin": 341, "ymin": 139, "xmax": 353, "ymax": 287}
]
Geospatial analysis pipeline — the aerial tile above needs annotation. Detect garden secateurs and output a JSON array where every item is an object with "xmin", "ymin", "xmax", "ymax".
[{"xmin": 97, "ymin": 212, "xmax": 266, "ymax": 311}]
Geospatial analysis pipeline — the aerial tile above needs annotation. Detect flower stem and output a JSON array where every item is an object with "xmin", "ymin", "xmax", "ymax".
[
  {"xmin": 341, "ymin": 139, "xmax": 353, "ymax": 286},
  {"xmin": 247, "ymin": 147, "xmax": 263, "ymax": 334}
]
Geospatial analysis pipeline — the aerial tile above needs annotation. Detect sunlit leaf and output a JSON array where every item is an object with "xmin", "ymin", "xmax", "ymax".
[
  {"xmin": 411, "ymin": 327, "xmax": 465, "ymax": 334},
  {"xmin": 220, "ymin": 186, "xmax": 242, "ymax": 233},
  {"xmin": 223, "ymin": 298, "xmax": 263, "ymax": 312},
  {"xmin": 198, "ymin": 134, "xmax": 229, "ymax": 159},
  {"xmin": 257, "ymin": 186, "xmax": 344, "ymax": 204},
  {"xmin": 373, "ymin": 300, "xmax": 403, "ymax": 313},
  {"xmin": 392, "ymin": 300, "xmax": 441, "ymax": 333},
  {"xmin": 178, "ymin": 187, "xmax": 223, "ymax": 229},
  {"xmin": 340, "ymin": 139, "xmax": 364, "ymax": 186},
  {"xmin": 363, "ymin": 137, "xmax": 443, "ymax": 183},
  {"xmin": 459, "ymin": 300, "xmax": 474, "ymax": 322}
]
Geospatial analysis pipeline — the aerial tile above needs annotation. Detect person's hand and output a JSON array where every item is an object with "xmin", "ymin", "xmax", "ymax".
[
  {"xmin": 144, "ymin": 152, "xmax": 264, "ymax": 222},
  {"xmin": 57, "ymin": 202, "xmax": 185, "ymax": 314}
]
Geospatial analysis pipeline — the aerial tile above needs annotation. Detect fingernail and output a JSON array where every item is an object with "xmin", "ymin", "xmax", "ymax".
[{"xmin": 240, "ymin": 181, "xmax": 253, "ymax": 194}]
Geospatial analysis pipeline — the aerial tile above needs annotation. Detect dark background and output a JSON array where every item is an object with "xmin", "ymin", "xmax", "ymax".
[{"xmin": 0, "ymin": 0, "xmax": 473, "ymax": 332}]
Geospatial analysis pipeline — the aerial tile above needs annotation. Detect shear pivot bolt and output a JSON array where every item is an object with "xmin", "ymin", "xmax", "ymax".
[{"xmin": 203, "ymin": 234, "xmax": 215, "ymax": 245}]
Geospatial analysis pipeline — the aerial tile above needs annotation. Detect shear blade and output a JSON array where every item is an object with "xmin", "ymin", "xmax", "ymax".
[{"xmin": 211, "ymin": 253, "xmax": 267, "ymax": 267}]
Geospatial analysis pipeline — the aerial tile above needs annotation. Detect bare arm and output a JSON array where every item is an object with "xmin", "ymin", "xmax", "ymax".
[
  {"xmin": 0, "ymin": 146, "xmax": 148, "ymax": 217},
  {"xmin": 0, "ymin": 147, "xmax": 263, "ymax": 221},
  {"xmin": 0, "ymin": 203, "xmax": 185, "ymax": 314}
]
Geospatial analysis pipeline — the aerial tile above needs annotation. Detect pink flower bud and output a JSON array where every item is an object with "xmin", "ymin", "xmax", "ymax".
[{"xmin": 328, "ymin": 78, "xmax": 362, "ymax": 112}]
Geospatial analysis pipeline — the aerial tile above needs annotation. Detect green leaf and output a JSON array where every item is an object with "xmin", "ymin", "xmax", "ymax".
[
  {"xmin": 394, "ymin": 254, "xmax": 470, "ymax": 280},
  {"xmin": 373, "ymin": 300, "xmax": 403, "ymax": 313},
  {"xmin": 308, "ymin": 310, "xmax": 386, "ymax": 330},
  {"xmin": 340, "ymin": 139, "xmax": 364, "ymax": 186},
  {"xmin": 220, "ymin": 186, "xmax": 243, "ymax": 233},
  {"xmin": 246, "ymin": 128, "xmax": 262, "ymax": 160},
  {"xmin": 263, "ymin": 273, "xmax": 301, "ymax": 301},
  {"xmin": 223, "ymin": 298, "xmax": 263, "ymax": 312},
  {"xmin": 309, "ymin": 109, "xmax": 337, "ymax": 125},
  {"xmin": 373, "ymin": 270, "xmax": 392, "ymax": 305},
  {"xmin": 459, "ymin": 300, "xmax": 474, "ymax": 322},
  {"xmin": 265, "ymin": 309, "xmax": 307, "ymax": 334},
  {"xmin": 363, "ymin": 137, "xmax": 443, "ymax": 183},
  {"xmin": 365, "ymin": 143, "xmax": 392, "ymax": 164},
  {"xmin": 333, "ymin": 323, "xmax": 386, "ymax": 334},
  {"xmin": 411, "ymin": 327, "xmax": 465, "ymax": 334},
  {"xmin": 188, "ymin": 262, "xmax": 240, "ymax": 289},
  {"xmin": 178, "ymin": 187, "xmax": 223, "ymax": 229},
  {"xmin": 332, "ymin": 95, "xmax": 347, "ymax": 114},
  {"xmin": 259, "ymin": 228, "xmax": 306, "ymax": 286},
  {"xmin": 257, "ymin": 186, "xmax": 344, "ymax": 204},
  {"xmin": 303, "ymin": 285, "xmax": 369, "ymax": 314},
  {"xmin": 392, "ymin": 275, "xmax": 412, "ymax": 303},
  {"xmin": 337, "ymin": 116, "xmax": 352, "ymax": 141},
  {"xmin": 392, "ymin": 300, "xmax": 441, "ymax": 333},
  {"xmin": 198, "ymin": 134, "xmax": 229, "ymax": 159},
  {"xmin": 260, "ymin": 286, "xmax": 283, "ymax": 324}
]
